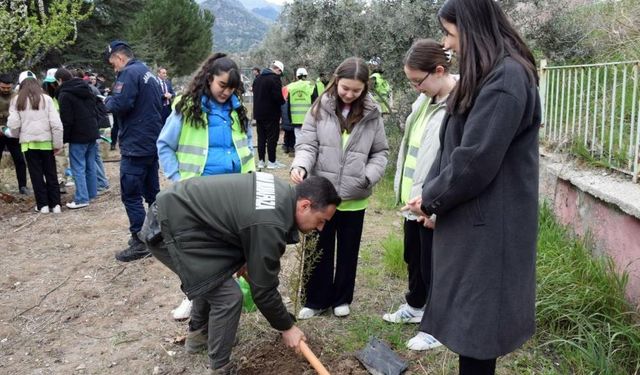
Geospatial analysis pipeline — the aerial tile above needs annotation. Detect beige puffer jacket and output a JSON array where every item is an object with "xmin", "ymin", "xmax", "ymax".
[
  {"xmin": 292, "ymin": 94, "xmax": 389, "ymax": 200},
  {"xmin": 7, "ymin": 95, "xmax": 63, "ymax": 150}
]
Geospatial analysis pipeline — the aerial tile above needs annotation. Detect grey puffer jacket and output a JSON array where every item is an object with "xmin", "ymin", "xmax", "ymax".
[{"xmin": 292, "ymin": 94, "xmax": 388, "ymax": 200}]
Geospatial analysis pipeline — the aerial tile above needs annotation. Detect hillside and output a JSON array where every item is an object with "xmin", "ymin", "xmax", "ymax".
[
  {"xmin": 251, "ymin": 6, "xmax": 280, "ymax": 22},
  {"xmin": 200, "ymin": 0, "xmax": 270, "ymax": 53}
]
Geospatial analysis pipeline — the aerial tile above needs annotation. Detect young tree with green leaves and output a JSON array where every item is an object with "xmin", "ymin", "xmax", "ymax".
[{"xmin": 0, "ymin": 0, "xmax": 91, "ymax": 71}]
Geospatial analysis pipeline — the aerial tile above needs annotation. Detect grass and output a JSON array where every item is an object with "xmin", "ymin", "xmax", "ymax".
[
  {"xmin": 535, "ymin": 203, "xmax": 640, "ymax": 374},
  {"xmin": 351, "ymin": 199, "xmax": 640, "ymax": 373},
  {"xmin": 381, "ymin": 232, "xmax": 406, "ymax": 279}
]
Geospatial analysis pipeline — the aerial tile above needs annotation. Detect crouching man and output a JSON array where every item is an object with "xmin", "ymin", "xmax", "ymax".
[{"xmin": 142, "ymin": 172, "xmax": 340, "ymax": 374}]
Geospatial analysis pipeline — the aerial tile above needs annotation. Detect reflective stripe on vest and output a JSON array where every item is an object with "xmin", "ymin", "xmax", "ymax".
[
  {"xmin": 287, "ymin": 80, "xmax": 314, "ymax": 124},
  {"xmin": 400, "ymin": 100, "xmax": 432, "ymax": 203},
  {"xmin": 177, "ymin": 106, "xmax": 255, "ymax": 180}
]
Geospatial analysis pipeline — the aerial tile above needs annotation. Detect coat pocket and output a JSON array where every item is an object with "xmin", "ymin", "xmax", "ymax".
[{"xmin": 469, "ymin": 198, "xmax": 485, "ymax": 226}]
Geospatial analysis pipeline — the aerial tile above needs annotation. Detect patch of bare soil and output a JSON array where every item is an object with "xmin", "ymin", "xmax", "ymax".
[{"xmin": 0, "ymin": 144, "xmax": 379, "ymax": 375}]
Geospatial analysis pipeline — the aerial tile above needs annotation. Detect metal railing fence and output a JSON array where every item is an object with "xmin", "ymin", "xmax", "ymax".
[{"xmin": 539, "ymin": 60, "xmax": 640, "ymax": 182}]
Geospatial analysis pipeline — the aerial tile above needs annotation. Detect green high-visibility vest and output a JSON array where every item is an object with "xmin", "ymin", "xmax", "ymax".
[
  {"xmin": 287, "ymin": 80, "xmax": 315, "ymax": 125},
  {"xmin": 315, "ymin": 78, "xmax": 325, "ymax": 96},
  {"xmin": 175, "ymin": 97, "xmax": 255, "ymax": 180},
  {"xmin": 400, "ymin": 100, "xmax": 436, "ymax": 203},
  {"xmin": 370, "ymin": 72, "xmax": 391, "ymax": 114}
]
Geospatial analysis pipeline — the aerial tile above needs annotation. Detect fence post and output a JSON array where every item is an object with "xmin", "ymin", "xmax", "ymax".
[
  {"xmin": 539, "ymin": 59, "xmax": 548, "ymax": 138},
  {"xmin": 634, "ymin": 63, "xmax": 639, "ymax": 183}
]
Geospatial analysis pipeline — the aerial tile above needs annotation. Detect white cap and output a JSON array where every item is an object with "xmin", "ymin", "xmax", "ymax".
[
  {"xmin": 272, "ymin": 60, "xmax": 284, "ymax": 72},
  {"xmin": 18, "ymin": 71, "xmax": 36, "ymax": 84},
  {"xmin": 296, "ymin": 68, "xmax": 308, "ymax": 77}
]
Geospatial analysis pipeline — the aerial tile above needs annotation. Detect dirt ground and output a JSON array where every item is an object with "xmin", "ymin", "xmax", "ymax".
[{"xmin": 0, "ymin": 144, "xmax": 393, "ymax": 375}]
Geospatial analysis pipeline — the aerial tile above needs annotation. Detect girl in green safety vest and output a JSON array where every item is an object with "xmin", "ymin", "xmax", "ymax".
[
  {"xmin": 383, "ymin": 39, "xmax": 458, "ymax": 351},
  {"xmin": 157, "ymin": 52, "xmax": 255, "ymax": 321}
]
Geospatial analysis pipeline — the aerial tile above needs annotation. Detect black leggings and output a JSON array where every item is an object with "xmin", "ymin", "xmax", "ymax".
[{"xmin": 459, "ymin": 355, "xmax": 496, "ymax": 375}]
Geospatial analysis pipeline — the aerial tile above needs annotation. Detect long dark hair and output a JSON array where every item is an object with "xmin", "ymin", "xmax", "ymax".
[
  {"xmin": 175, "ymin": 53, "xmax": 249, "ymax": 131},
  {"xmin": 311, "ymin": 57, "xmax": 370, "ymax": 133},
  {"xmin": 16, "ymin": 79, "xmax": 45, "ymax": 111},
  {"xmin": 438, "ymin": 0, "xmax": 538, "ymax": 114},
  {"xmin": 403, "ymin": 39, "xmax": 452, "ymax": 73}
]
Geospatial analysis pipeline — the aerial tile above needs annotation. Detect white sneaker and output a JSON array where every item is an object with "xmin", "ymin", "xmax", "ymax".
[
  {"xmin": 266, "ymin": 160, "xmax": 286, "ymax": 169},
  {"xmin": 257, "ymin": 160, "xmax": 265, "ymax": 169},
  {"xmin": 66, "ymin": 202, "xmax": 89, "ymax": 209},
  {"xmin": 333, "ymin": 304, "xmax": 350, "ymax": 317},
  {"xmin": 64, "ymin": 180, "xmax": 75, "ymax": 187},
  {"xmin": 406, "ymin": 332, "xmax": 442, "ymax": 351},
  {"xmin": 35, "ymin": 205, "xmax": 50, "ymax": 214},
  {"xmin": 51, "ymin": 205, "xmax": 62, "ymax": 214},
  {"xmin": 297, "ymin": 307, "xmax": 326, "ymax": 320},
  {"xmin": 383, "ymin": 303, "xmax": 424, "ymax": 323},
  {"xmin": 171, "ymin": 297, "xmax": 192, "ymax": 320}
]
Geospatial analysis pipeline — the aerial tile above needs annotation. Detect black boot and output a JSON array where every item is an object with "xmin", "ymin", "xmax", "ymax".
[{"xmin": 116, "ymin": 234, "xmax": 151, "ymax": 262}]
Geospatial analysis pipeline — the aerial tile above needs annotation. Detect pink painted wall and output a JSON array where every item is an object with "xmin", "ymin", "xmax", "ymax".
[{"xmin": 550, "ymin": 179, "xmax": 640, "ymax": 307}]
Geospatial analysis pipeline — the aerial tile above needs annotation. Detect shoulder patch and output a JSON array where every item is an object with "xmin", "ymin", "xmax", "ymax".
[{"xmin": 113, "ymin": 82, "xmax": 124, "ymax": 94}]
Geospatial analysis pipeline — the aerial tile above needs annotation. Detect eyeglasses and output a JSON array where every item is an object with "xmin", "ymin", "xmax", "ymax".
[{"xmin": 410, "ymin": 72, "xmax": 430, "ymax": 88}]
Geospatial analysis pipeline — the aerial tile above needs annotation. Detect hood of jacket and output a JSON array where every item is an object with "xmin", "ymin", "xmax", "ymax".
[
  {"xmin": 59, "ymin": 78, "xmax": 94, "ymax": 99},
  {"xmin": 318, "ymin": 93, "xmax": 380, "ymax": 123},
  {"xmin": 260, "ymin": 68, "xmax": 278, "ymax": 77}
]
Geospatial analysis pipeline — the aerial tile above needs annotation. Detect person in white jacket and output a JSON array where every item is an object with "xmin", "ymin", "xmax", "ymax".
[{"xmin": 3, "ymin": 71, "xmax": 63, "ymax": 213}]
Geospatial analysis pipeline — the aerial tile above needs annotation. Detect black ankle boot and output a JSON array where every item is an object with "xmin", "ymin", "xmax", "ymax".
[{"xmin": 116, "ymin": 236, "xmax": 151, "ymax": 262}]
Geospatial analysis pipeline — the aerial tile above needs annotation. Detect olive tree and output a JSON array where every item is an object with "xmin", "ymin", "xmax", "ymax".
[{"xmin": 0, "ymin": 0, "xmax": 90, "ymax": 72}]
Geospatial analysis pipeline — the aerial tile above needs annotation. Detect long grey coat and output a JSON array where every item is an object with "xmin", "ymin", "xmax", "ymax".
[
  {"xmin": 421, "ymin": 57, "xmax": 541, "ymax": 359},
  {"xmin": 292, "ymin": 94, "xmax": 388, "ymax": 200}
]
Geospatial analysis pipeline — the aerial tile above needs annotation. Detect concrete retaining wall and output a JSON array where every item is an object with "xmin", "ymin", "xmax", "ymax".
[{"xmin": 540, "ymin": 152, "xmax": 640, "ymax": 307}]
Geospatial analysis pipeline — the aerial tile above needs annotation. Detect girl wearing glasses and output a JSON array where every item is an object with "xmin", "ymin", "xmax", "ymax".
[
  {"xmin": 382, "ymin": 39, "xmax": 457, "ymax": 352},
  {"xmin": 405, "ymin": 0, "xmax": 541, "ymax": 373}
]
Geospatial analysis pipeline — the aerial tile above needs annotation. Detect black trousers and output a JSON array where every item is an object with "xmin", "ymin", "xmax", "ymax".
[
  {"xmin": 256, "ymin": 119, "xmax": 279, "ymax": 162},
  {"xmin": 24, "ymin": 149, "xmax": 60, "ymax": 209},
  {"xmin": 0, "ymin": 136, "xmax": 27, "ymax": 188},
  {"xmin": 111, "ymin": 117, "xmax": 120, "ymax": 146},
  {"xmin": 283, "ymin": 129, "xmax": 295, "ymax": 150},
  {"xmin": 404, "ymin": 219, "xmax": 433, "ymax": 309},
  {"xmin": 303, "ymin": 209, "xmax": 366, "ymax": 309},
  {"xmin": 459, "ymin": 356, "xmax": 496, "ymax": 375}
]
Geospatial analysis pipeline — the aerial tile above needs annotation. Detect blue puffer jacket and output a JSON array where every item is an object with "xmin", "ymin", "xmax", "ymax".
[
  {"xmin": 105, "ymin": 59, "xmax": 163, "ymax": 157},
  {"xmin": 157, "ymin": 94, "xmax": 253, "ymax": 182}
]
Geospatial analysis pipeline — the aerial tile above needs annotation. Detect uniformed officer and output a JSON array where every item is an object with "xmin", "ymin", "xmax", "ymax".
[
  {"xmin": 143, "ymin": 173, "xmax": 341, "ymax": 375},
  {"xmin": 104, "ymin": 40, "xmax": 163, "ymax": 262}
]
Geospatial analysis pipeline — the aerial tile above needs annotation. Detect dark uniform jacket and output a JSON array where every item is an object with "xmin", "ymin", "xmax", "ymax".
[
  {"xmin": 421, "ymin": 56, "xmax": 541, "ymax": 359},
  {"xmin": 154, "ymin": 173, "xmax": 299, "ymax": 331},
  {"xmin": 252, "ymin": 69, "xmax": 285, "ymax": 122},
  {"xmin": 105, "ymin": 59, "xmax": 163, "ymax": 157},
  {"xmin": 57, "ymin": 78, "xmax": 99, "ymax": 144}
]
